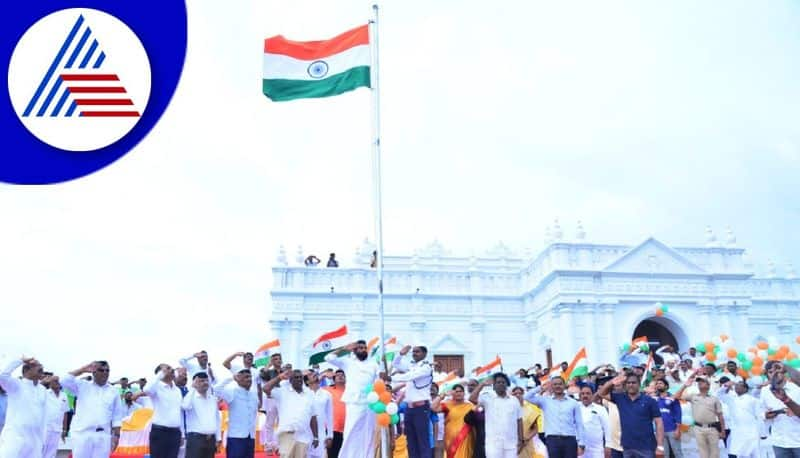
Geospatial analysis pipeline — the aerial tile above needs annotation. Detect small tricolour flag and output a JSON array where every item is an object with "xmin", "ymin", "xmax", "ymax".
[
  {"xmin": 564, "ymin": 347, "xmax": 589, "ymax": 380},
  {"xmin": 437, "ymin": 371, "xmax": 463, "ymax": 393},
  {"xmin": 308, "ymin": 325, "xmax": 349, "ymax": 365},
  {"xmin": 263, "ymin": 24, "xmax": 370, "ymax": 102},
  {"xmin": 254, "ymin": 339, "xmax": 280, "ymax": 368},
  {"xmin": 472, "ymin": 356, "xmax": 502, "ymax": 382}
]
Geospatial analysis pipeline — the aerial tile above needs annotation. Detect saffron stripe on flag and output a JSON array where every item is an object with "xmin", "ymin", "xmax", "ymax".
[
  {"xmin": 264, "ymin": 24, "xmax": 369, "ymax": 60},
  {"xmin": 312, "ymin": 325, "xmax": 348, "ymax": 347}
]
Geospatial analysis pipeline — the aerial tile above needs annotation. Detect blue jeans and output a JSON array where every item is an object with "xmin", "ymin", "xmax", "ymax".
[
  {"xmin": 773, "ymin": 447, "xmax": 800, "ymax": 458},
  {"xmin": 623, "ymin": 450, "xmax": 656, "ymax": 458}
]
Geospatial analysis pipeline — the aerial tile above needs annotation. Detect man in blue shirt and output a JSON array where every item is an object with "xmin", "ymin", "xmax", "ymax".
[
  {"xmin": 599, "ymin": 372, "xmax": 664, "ymax": 458},
  {"xmin": 525, "ymin": 376, "xmax": 585, "ymax": 458},
  {"xmin": 654, "ymin": 379, "xmax": 682, "ymax": 458}
]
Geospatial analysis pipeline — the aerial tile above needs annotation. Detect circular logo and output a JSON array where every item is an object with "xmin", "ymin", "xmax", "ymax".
[
  {"xmin": 8, "ymin": 8, "xmax": 150, "ymax": 152},
  {"xmin": 307, "ymin": 60, "xmax": 329, "ymax": 79}
]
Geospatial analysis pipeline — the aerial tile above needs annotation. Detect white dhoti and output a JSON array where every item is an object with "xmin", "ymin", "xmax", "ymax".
[
  {"xmin": 260, "ymin": 397, "xmax": 279, "ymax": 450},
  {"xmin": 41, "ymin": 431, "xmax": 61, "ymax": 458},
  {"xmin": 0, "ymin": 429, "xmax": 44, "ymax": 458},
  {"xmin": 339, "ymin": 403, "xmax": 376, "ymax": 458},
  {"xmin": 70, "ymin": 430, "xmax": 112, "ymax": 458}
]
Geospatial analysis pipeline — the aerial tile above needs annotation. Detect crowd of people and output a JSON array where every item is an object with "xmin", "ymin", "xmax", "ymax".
[{"xmin": 0, "ymin": 342, "xmax": 799, "ymax": 458}]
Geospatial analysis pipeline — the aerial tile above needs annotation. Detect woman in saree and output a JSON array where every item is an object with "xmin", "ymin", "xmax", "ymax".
[
  {"xmin": 512, "ymin": 386, "xmax": 547, "ymax": 458},
  {"xmin": 432, "ymin": 384, "xmax": 475, "ymax": 458}
]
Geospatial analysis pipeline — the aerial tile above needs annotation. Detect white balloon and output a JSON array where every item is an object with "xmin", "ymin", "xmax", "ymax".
[
  {"xmin": 768, "ymin": 336, "xmax": 779, "ymax": 346},
  {"xmin": 712, "ymin": 336, "xmax": 722, "ymax": 346},
  {"xmin": 366, "ymin": 391, "xmax": 379, "ymax": 404},
  {"xmin": 386, "ymin": 402, "xmax": 398, "ymax": 415},
  {"xmin": 757, "ymin": 349, "xmax": 768, "ymax": 359}
]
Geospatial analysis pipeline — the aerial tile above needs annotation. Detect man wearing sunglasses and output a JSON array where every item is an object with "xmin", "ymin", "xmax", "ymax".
[{"xmin": 62, "ymin": 361, "xmax": 125, "ymax": 458}]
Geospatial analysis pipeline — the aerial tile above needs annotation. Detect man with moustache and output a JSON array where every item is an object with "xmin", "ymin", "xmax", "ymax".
[
  {"xmin": 262, "ymin": 369, "xmax": 319, "ymax": 457},
  {"xmin": 718, "ymin": 380, "xmax": 761, "ymax": 458},
  {"xmin": 61, "ymin": 361, "xmax": 125, "ymax": 458},
  {"xmin": 258, "ymin": 352, "xmax": 283, "ymax": 454},
  {"xmin": 325, "ymin": 340, "xmax": 382, "ymax": 458},
  {"xmin": 470, "ymin": 372, "xmax": 524, "ymax": 458},
  {"xmin": 578, "ymin": 384, "xmax": 610, "ymax": 458},
  {"xmin": 145, "ymin": 364, "xmax": 184, "ymax": 458},
  {"xmin": 179, "ymin": 351, "xmax": 216, "ymax": 384},
  {"xmin": 0, "ymin": 356, "xmax": 47, "ymax": 458},
  {"xmin": 215, "ymin": 369, "xmax": 259, "ymax": 458}
]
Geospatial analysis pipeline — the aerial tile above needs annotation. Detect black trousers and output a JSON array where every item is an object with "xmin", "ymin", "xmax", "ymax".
[
  {"xmin": 186, "ymin": 432, "xmax": 217, "ymax": 458},
  {"xmin": 149, "ymin": 424, "xmax": 181, "ymax": 458},
  {"xmin": 329, "ymin": 431, "xmax": 344, "ymax": 458},
  {"xmin": 226, "ymin": 437, "xmax": 255, "ymax": 458},
  {"xmin": 405, "ymin": 403, "xmax": 433, "ymax": 458},
  {"xmin": 546, "ymin": 435, "xmax": 578, "ymax": 458}
]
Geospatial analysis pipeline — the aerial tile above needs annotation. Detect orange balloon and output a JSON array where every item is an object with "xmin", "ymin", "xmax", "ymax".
[
  {"xmin": 379, "ymin": 391, "xmax": 392, "ymax": 404},
  {"xmin": 656, "ymin": 309, "xmax": 664, "ymax": 317},
  {"xmin": 776, "ymin": 348, "xmax": 788, "ymax": 359},
  {"xmin": 751, "ymin": 366, "xmax": 763, "ymax": 376},
  {"xmin": 779, "ymin": 345, "xmax": 790, "ymax": 353},
  {"xmin": 787, "ymin": 352, "xmax": 798, "ymax": 360},
  {"xmin": 768, "ymin": 354, "xmax": 781, "ymax": 361},
  {"xmin": 720, "ymin": 334, "xmax": 729, "ymax": 342},
  {"xmin": 726, "ymin": 348, "xmax": 738, "ymax": 358},
  {"xmin": 748, "ymin": 347, "xmax": 756, "ymax": 353},
  {"xmin": 737, "ymin": 368, "xmax": 748, "ymax": 379},
  {"xmin": 705, "ymin": 342, "xmax": 715, "ymax": 354},
  {"xmin": 796, "ymin": 336, "xmax": 800, "ymax": 345},
  {"xmin": 376, "ymin": 412, "xmax": 391, "ymax": 427},
  {"xmin": 752, "ymin": 357, "xmax": 764, "ymax": 366},
  {"xmin": 757, "ymin": 341, "xmax": 769, "ymax": 350},
  {"xmin": 373, "ymin": 380, "xmax": 386, "ymax": 394},
  {"xmin": 706, "ymin": 353, "xmax": 717, "ymax": 362}
]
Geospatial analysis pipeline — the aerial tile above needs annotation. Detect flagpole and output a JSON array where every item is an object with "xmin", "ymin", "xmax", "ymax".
[{"xmin": 370, "ymin": 5, "xmax": 390, "ymax": 458}]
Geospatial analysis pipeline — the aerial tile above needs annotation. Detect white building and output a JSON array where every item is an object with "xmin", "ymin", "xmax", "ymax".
[{"xmin": 269, "ymin": 223, "xmax": 799, "ymax": 374}]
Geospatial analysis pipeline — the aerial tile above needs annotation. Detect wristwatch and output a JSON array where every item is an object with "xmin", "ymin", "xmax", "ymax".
[{"xmin": 657, "ymin": 446, "xmax": 664, "ymax": 451}]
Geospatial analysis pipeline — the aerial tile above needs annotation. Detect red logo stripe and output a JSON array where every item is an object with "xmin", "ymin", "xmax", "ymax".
[
  {"xmin": 75, "ymin": 99, "xmax": 133, "ymax": 105},
  {"xmin": 81, "ymin": 111, "xmax": 140, "ymax": 117},
  {"xmin": 60, "ymin": 74, "xmax": 119, "ymax": 81},
  {"xmin": 68, "ymin": 87, "xmax": 127, "ymax": 93}
]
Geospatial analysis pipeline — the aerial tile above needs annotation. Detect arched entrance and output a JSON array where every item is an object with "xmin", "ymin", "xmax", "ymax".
[{"xmin": 633, "ymin": 318, "xmax": 679, "ymax": 365}]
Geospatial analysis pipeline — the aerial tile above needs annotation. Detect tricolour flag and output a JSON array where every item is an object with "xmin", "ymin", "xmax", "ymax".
[
  {"xmin": 472, "ymin": 356, "xmax": 502, "ymax": 382},
  {"xmin": 254, "ymin": 339, "xmax": 281, "ymax": 368},
  {"xmin": 372, "ymin": 336, "xmax": 400, "ymax": 363},
  {"xmin": 540, "ymin": 365, "xmax": 563, "ymax": 384},
  {"xmin": 632, "ymin": 336, "xmax": 649, "ymax": 348},
  {"xmin": 308, "ymin": 325, "xmax": 349, "ymax": 365},
  {"xmin": 564, "ymin": 347, "xmax": 589, "ymax": 380},
  {"xmin": 437, "ymin": 372, "xmax": 463, "ymax": 393},
  {"xmin": 263, "ymin": 24, "xmax": 370, "ymax": 102}
]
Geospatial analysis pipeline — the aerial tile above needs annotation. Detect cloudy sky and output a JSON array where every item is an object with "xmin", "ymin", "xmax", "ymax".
[{"xmin": 2, "ymin": 0, "xmax": 799, "ymax": 378}]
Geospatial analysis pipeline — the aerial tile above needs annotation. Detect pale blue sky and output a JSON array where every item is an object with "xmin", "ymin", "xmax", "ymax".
[{"xmin": 1, "ymin": 0, "xmax": 798, "ymax": 377}]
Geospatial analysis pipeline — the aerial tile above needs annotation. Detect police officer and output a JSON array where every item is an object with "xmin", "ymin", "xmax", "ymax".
[{"xmin": 386, "ymin": 345, "xmax": 434, "ymax": 458}]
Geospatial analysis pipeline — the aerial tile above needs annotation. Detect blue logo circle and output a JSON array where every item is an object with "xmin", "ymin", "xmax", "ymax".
[{"xmin": 1, "ymin": 0, "xmax": 187, "ymax": 184}]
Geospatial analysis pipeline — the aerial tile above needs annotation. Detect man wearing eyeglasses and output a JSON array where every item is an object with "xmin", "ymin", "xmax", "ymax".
[{"xmin": 61, "ymin": 361, "xmax": 126, "ymax": 458}]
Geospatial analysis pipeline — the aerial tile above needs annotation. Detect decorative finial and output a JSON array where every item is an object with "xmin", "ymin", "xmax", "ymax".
[
  {"xmin": 552, "ymin": 219, "xmax": 563, "ymax": 240},
  {"xmin": 544, "ymin": 225, "xmax": 552, "ymax": 243},
  {"xmin": 705, "ymin": 226, "xmax": 717, "ymax": 247},
  {"xmin": 276, "ymin": 245, "xmax": 287, "ymax": 266},
  {"xmin": 725, "ymin": 226, "xmax": 736, "ymax": 247},
  {"xmin": 767, "ymin": 259, "xmax": 776, "ymax": 278},
  {"xmin": 787, "ymin": 263, "xmax": 796, "ymax": 279},
  {"xmin": 575, "ymin": 220, "xmax": 586, "ymax": 241},
  {"xmin": 295, "ymin": 245, "xmax": 304, "ymax": 264}
]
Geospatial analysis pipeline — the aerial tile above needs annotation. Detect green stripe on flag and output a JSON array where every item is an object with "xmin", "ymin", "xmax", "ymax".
[{"xmin": 263, "ymin": 66, "xmax": 370, "ymax": 102}]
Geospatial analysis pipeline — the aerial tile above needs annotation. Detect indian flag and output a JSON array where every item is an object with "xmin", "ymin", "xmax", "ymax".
[
  {"xmin": 263, "ymin": 24, "xmax": 370, "ymax": 102},
  {"xmin": 472, "ymin": 356, "xmax": 502, "ymax": 382},
  {"xmin": 371, "ymin": 336, "xmax": 400, "ymax": 363},
  {"xmin": 308, "ymin": 325, "xmax": 349, "ymax": 365},
  {"xmin": 254, "ymin": 339, "xmax": 281, "ymax": 368},
  {"xmin": 564, "ymin": 347, "xmax": 589, "ymax": 380},
  {"xmin": 632, "ymin": 336, "xmax": 649, "ymax": 349},
  {"xmin": 540, "ymin": 365, "xmax": 563, "ymax": 384},
  {"xmin": 437, "ymin": 372, "xmax": 463, "ymax": 393}
]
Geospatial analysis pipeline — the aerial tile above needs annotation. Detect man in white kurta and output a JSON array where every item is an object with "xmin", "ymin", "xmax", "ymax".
[
  {"xmin": 325, "ymin": 340, "xmax": 381, "ymax": 458},
  {"xmin": 41, "ymin": 376, "xmax": 68, "ymax": 458},
  {"xmin": 718, "ymin": 381, "xmax": 762, "ymax": 458},
  {"xmin": 0, "ymin": 357, "xmax": 47, "ymax": 458},
  {"xmin": 579, "ymin": 385, "xmax": 610, "ymax": 458},
  {"xmin": 305, "ymin": 372, "xmax": 334, "ymax": 457}
]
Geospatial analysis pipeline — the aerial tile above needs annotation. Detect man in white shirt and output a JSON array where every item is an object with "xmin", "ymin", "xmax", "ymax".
[
  {"xmin": 656, "ymin": 346, "xmax": 680, "ymax": 366},
  {"xmin": 263, "ymin": 369, "xmax": 319, "ymax": 457},
  {"xmin": 760, "ymin": 361, "xmax": 800, "ymax": 458},
  {"xmin": 305, "ymin": 371, "xmax": 334, "ymax": 457},
  {"xmin": 179, "ymin": 351, "xmax": 216, "ymax": 384},
  {"xmin": 60, "ymin": 361, "xmax": 125, "ymax": 458},
  {"xmin": 718, "ymin": 380, "xmax": 762, "ymax": 458},
  {"xmin": 215, "ymin": 369, "xmax": 259, "ymax": 458},
  {"xmin": 387, "ymin": 345, "xmax": 434, "ymax": 458},
  {"xmin": 222, "ymin": 352, "xmax": 261, "ymax": 396},
  {"xmin": 144, "ymin": 363, "xmax": 184, "ymax": 458},
  {"xmin": 578, "ymin": 385, "xmax": 610, "ymax": 458},
  {"xmin": 181, "ymin": 372, "xmax": 221, "ymax": 458},
  {"xmin": 325, "ymin": 340, "xmax": 382, "ymax": 458},
  {"xmin": 41, "ymin": 375, "xmax": 68, "ymax": 458},
  {"xmin": 0, "ymin": 356, "xmax": 47, "ymax": 458},
  {"xmin": 469, "ymin": 372, "xmax": 524, "ymax": 458},
  {"xmin": 686, "ymin": 348, "xmax": 705, "ymax": 371}
]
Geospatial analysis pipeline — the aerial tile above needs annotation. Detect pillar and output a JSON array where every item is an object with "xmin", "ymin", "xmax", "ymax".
[
  {"xmin": 288, "ymin": 320, "xmax": 303, "ymax": 368},
  {"xmin": 697, "ymin": 302, "xmax": 713, "ymax": 339},
  {"xmin": 470, "ymin": 320, "xmax": 486, "ymax": 370},
  {"xmin": 559, "ymin": 304, "xmax": 575, "ymax": 362},
  {"xmin": 600, "ymin": 303, "xmax": 615, "ymax": 365}
]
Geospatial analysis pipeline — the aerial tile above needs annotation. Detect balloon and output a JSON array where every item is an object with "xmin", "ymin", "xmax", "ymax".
[
  {"xmin": 757, "ymin": 341, "xmax": 769, "ymax": 350},
  {"xmin": 370, "ymin": 401, "xmax": 386, "ymax": 414},
  {"xmin": 757, "ymin": 350, "xmax": 768, "ymax": 360},
  {"xmin": 752, "ymin": 357, "xmax": 763, "ymax": 366},
  {"xmin": 751, "ymin": 366, "xmax": 763, "ymax": 376},
  {"xmin": 705, "ymin": 342, "xmax": 715, "ymax": 354},
  {"xmin": 768, "ymin": 348, "xmax": 777, "ymax": 356},
  {"xmin": 366, "ymin": 391, "xmax": 379, "ymax": 404},
  {"xmin": 737, "ymin": 368, "xmax": 748, "ymax": 379},
  {"xmin": 376, "ymin": 412, "xmax": 391, "ymax": 427},
  {"xmin": 386, "ymin": 402, "xmax": 398, "ymax": 415},
  {"xmin": 787, "ymin": 352, "xmax": 798, "ymax": 361},
  {"xmin": 622, "ymin": 343, "xmax": 631, "ymax": 352},
  {"xmin": 655, "ymin": 309, "xmax": 664, "ymax": 317},
  {"xmin": 696, "ymin": 342, "xmax": 707, "ymax": 352},
  {"xmin": 720, "ymin": 334, "xmax": 729, "ymax": 342},
  {"xmin": 661, "ymin": 304, "xmax": 669, "ymax": 313},
  {"xmin": 712, "ymin": 336, "xmax": 722, "ymax": 346},
  {"xmin": 706, "ymin": 353, "xmax": 717, "ymax": 362},
  {"xmin": 379, "ymin": 391, "xmax": 392, "ymax": 404},
  {"xmin": 390, "ymin": 413, "xmax": 400, "ymax": 425},
  {"xmin": 398, "ymin": 401, "xmax": 408, "ymax": 413},
  {"xmin": 779, "ymin": 345, "xmax": 790, "ymax": 354},
  {"xmin": 364, "ymin": 385, "xmax": 374, "ymax": 395},
  {"xmin": 640, "ymin": 344, "xmax": 650, "ymax": 353},
  {"xmin": 736, "ymin": 353, "xmax": 746, "ymax": 362},
  {"xmin": 714, "ymin": 345, "xmax": 721, "ymax": 354},
  {"xmin": 727, "ymin": 349, "xmax": 738, "ymax": 359},
  {"xmin": 787, "ymin": 359, "xmax": 800, "ymax": 369},
  {"xmin": 742, "ymin": 361, "xmax": 753, "ymax": 371},
  {"xmin": 373, "ymin": 380, "xmax": 387, "ymax": 394},
  {"xmin": 796, "ymin": 336, "xmax": 800, "ymax": 345}
]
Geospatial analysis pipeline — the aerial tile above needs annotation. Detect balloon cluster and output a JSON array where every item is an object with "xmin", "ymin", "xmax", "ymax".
[
  {"xmin": 365, "ymin": 380, "xmax": 401, "ymax": 427},
  {"xmin": 654, "ymin": 303, "xmax": 669, "ymax": 317},
  {"xmin": 694, "ymin": 335, "xmax": 800, "ymax": 377}
]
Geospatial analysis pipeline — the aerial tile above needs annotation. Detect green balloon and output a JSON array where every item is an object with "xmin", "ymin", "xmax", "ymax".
[
  {"xmin": 788, "ymin": 359, "xmax": 800, "ymax": 368},
  {"xmin": 622, "ymin": 343, "xmax": 631, "ymax": 352},
  {"xmin": 742, "ymin": 361, "xmax": 753, "ymax": 371},
  {"xmin": 661, "ymin": 304, "xmax": 669, "ymax": 313},
  {"xmin": 640, "ymin": 344, "xmax": 650, "ymax": 353},
  {"xmin": 364, "ymin": 385, "xmax": 373, "ymax": 395},
  {"xmin": 737, "ymin": 353, "xmax": 746, "ymax": 362},
  {"xmin": 714, "ymin": 345, "xmax": 721, "ymax": 354},
  {"xmin": 768, "ymin": 348, "xmax": 777, "ymax": 356},
  {"xmin": 390, "ymin": 413, "xmax": 400, "ymax": 425},
  {"xmin": 370, "ymin": 402, "xmax": 386, "ymax": 414},
  {"xmin": 696, "ymin": 342, "xmax": 707, "ymax": 353}
]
